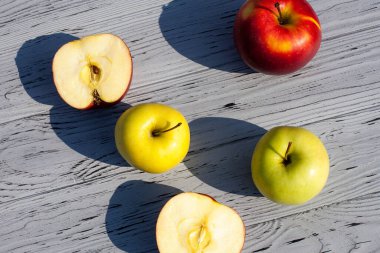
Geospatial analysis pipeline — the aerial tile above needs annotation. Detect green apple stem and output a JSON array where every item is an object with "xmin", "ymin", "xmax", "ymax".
[
  {"xmin": 152, "ymin": 122, "xmax": 182, "ymax": 137},
  {"xmin": 284, "ymin": 141, "xmax": 292, "ymax": 165},
  {"xmin": 274, "ymin": 2, "xmax": 285, "ymax": 25}
]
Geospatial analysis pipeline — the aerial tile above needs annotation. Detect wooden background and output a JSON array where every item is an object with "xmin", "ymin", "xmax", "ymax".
[{"xmin": 1, "ymin": 0, "xmax": 380, "ymax": 252}]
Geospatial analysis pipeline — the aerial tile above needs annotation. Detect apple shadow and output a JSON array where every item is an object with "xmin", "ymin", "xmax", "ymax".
[
  {"xmin": 106, "ymin": 180, "xmax": 182, "ymax": 253},
  {"xmin": 15, "ymin": 33, "xmax": 78, "ymax": 106},
  {"xmin": 159, "ymin": 0, "xmax": 254, "ymax": 73},
  {"xmin": 184, "ymin": 117, "xmax": 266, "ymax": 196},
  {"xmin": 49, "ymin": 103, "xmax": 132, "ymax": 166},
  {"xmin": 15, "ymin": 33, "xmax": 130, "ymax": 166}
]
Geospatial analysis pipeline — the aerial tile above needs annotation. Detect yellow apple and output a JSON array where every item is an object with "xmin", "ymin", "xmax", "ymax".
[
  {"xmin": 52, "ymin": 33, "xmax": 132, "ymax": 109},
  {"xmin": 251, "ymin": 126, "xmax": 329, "ymax": 205},
  {"xmin": 115, "ymin": 103, "xmax": 190, "ymax": 173},
  {"xmin": 156, "ymin": 192, "xmax": 245, "ymax": 253}
]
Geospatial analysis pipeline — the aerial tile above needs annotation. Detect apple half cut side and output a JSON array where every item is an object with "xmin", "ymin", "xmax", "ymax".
[
  {"xmin": 52, "ymin": 34, "xmax": 132, "ymax": 109},
  {"xmin": 156, "ymin": 192, "xmax": 245, "ymax": 253}
]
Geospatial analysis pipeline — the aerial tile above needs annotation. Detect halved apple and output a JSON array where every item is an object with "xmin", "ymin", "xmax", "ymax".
[
  {"xmin": 52, "ymin": 34, "xmax": 132, "ymax": 109},
  {"xmin": 156, "ymin": 192, "xmax": 245, "ymax": 253}
]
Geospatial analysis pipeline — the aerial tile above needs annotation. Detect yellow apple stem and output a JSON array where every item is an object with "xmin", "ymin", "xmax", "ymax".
[
  {"xmin": 274, "ymin": 2, "xmax": 285, "ymax": 25},
  {"xmin": 284, "ymin": 141, "xmax": 292, "ymax": 165},
  {"xmin": 152, "ymin": 122, "xmax": 182, "ymax": 137}
]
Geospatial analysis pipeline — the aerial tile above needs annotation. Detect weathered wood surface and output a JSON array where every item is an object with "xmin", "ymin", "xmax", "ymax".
[{"xmin": 0, "ymin": 0, "xmax": 379, "ymax": 252}]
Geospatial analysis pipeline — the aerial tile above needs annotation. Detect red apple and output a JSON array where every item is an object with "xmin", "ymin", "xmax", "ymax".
[
  {"xmin": 52, "ymin": 34, "xmax": 133, "ymax": 109},
  {"xmin": 234, "ymin": 0, "xmax": 321, "ymax": 75}
]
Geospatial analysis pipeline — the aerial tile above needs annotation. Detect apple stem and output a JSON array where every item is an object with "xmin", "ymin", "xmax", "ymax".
[
  {"xmin": 274, "ymin": 2, "xmax": 285, "ymax": 25},
  {"xmin": 92, "ymin": 89, "xmax": 101, "ymax": 105},
  {"xmin": 284, "ymin": 141, "xmax": 292, "ymax": 164},
  {"xmin": 152, "ymin": 123, "xmax": 182, "ymax": 137}
]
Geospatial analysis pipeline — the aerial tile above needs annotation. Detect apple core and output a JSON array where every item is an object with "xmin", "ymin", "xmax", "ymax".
[
  {"xmin": 179, "ymin": 220, "xmax": 211, "ymax": 252},
  {"xmin": 79, "ymin": 58, "xmax": 108, "ymax": 105},
  {"xmin": 79, "ymin": 63, "xmax": 103, "ymax": 105}
]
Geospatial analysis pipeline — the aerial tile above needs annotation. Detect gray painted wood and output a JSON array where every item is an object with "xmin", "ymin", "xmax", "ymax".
[{"xmin": 0, "ymin": 0, "xmax": 379, "ymax": 252}]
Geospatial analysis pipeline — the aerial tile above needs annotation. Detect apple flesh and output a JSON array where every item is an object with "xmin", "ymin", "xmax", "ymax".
[
  {"xmin": 251, "ymin": 126, "xmax": 329, "ymax": 205},
  {"xmin": 234, "ymin": 0, "xmax": 322, "ymax": 75},
  {"xmin": 115, "ymin": 103, "xmax": 190, "ymax": 174},
  {"xmin": 52, "ymin": 34, "xmax": 132, "ymax": 109},
  {"xmin": 156, "ymin": 192, "xmax": 245, "ymax": 253}
]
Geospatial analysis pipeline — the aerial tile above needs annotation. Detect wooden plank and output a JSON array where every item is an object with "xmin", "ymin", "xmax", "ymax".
[
  {"xmin": 1, "ymin": 175, "xmax": 379, "ymax": 253},
  {"xmin": 247, "ymin": 192, "xmax": 380, "ymax": 253}
]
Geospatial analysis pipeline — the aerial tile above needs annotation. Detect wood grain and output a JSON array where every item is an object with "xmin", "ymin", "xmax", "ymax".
[
  {"xmin": 0, "ymin": 0, "xmax": 379, "ymax": 252},
  {"xmin": 247, "ymin": 192, "xmax": 380, "ymax": 253},
  {"xmin": 1, "ymin": 176, "xmax": 380, "ymax": 252}
]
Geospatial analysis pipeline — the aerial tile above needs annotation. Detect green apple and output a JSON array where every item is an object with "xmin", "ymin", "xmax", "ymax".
[
  {"xmin": 251, "ymin": 126, "xmax": 329, "ymax": 205},
  {"xmin": 115, "ymin": 103, "xmax": 190, "ymax": 173}
]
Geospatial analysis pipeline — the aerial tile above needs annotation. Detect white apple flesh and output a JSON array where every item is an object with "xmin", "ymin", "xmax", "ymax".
[
  {"xmin": 156, "ymin": 192, "xmax": 245, "ymax": 253},
  {"xmin": 52, "ymin": 34, "xmax": 132, "ymax": 109}
]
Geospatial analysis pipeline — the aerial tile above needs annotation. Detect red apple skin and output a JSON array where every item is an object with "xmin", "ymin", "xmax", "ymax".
[
  {"xmin": 52, "ymin": 34, "xmax": 133, "ymax": 110},
  {"xmin": 234, "ymin": 0, "xmax": 321, "ymax": 75}
]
